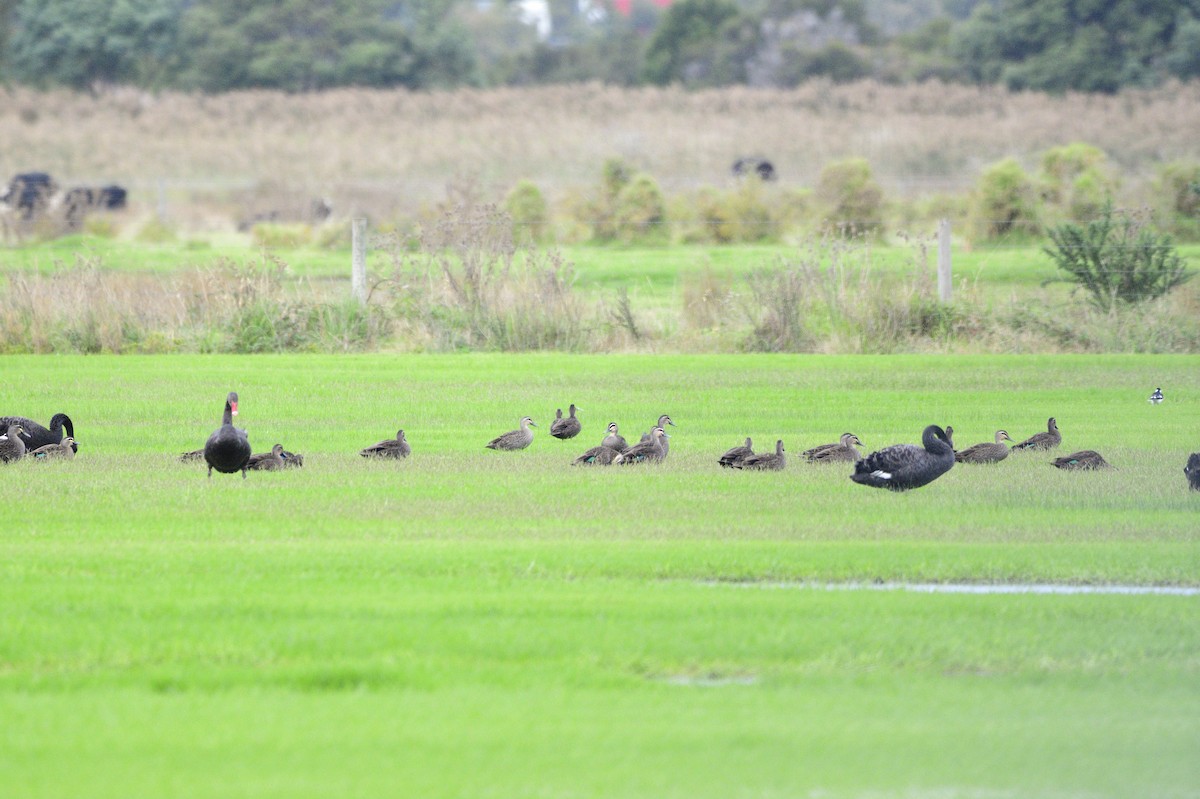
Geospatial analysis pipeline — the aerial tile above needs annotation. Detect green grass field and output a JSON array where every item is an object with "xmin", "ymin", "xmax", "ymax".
[{"xmin": 2, "ymin": 353, "xmax": 1199, "ymax": 798}]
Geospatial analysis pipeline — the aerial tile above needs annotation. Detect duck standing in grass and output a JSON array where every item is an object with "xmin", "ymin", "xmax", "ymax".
[
  {"xmin": 736, "ymin": 439, "xmax": 785, "ymax": 471},
  {"xmin": 851, "ymin": 425, "xmax": 955, "ymax": 491},
  {"xmin": 1051, "ymin": 450, "xmax": 1113, "ymax": 471},
  {"xmin": 30, "ymin": 437, "xmax": 76, "ymax": 461},
  {"xmin": 0, "ymin": 424, "xmax": 27, "ymax": 464},
  {"xmin": 361, "ymin": 430, "xmax": 411, "ymax": 459},
  {"xmin": 486, "ymin": 416, "xmax": 536, "ymax": 451},
  {"xmin": 955, "ymin": 430, "xmax": 1013, "ymax": 464},
  {"xmin": 550, "ymin": 404, "xmax": 582, "ymax": 441},
  {"xmin": 1186, "ymin": 454, "xmax": 1200, "ymax": 491},
  {"xmin": 1012, "ymin": 417, "xmax": 1061, "ymax": 451},
  {"xmin": 203, "ymin": 391, "xmax": 252, "ymax": 479},
  {"xmin": 718, "ymin": 437, "xmax": 754, "ymax": 468}
]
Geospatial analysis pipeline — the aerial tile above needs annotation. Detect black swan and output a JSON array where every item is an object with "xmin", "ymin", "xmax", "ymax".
[
  {"xmin": 851, "ymin": 425, "xmax": 955, "ymax": 491},
  {"xmin": 361, "ymin": 430, "xmax": 411, "ymax": 459},
  {"xmin": 1012, "ymin": 417, "xmax": 1061, "ymax": 451},
  {"xmin": 203, "ymin": 392, "xmax": 251, "ymax": 478},
  {"xmin": 486, "ymin": 416, "xmax": 536, "ymax": 451},
  {"xmin": 550, "ymin": 404, "xmax": 582, "ymax": 440},
  {"xmin": 736, "ymin": 439, "xmax": 786, "ymax": 471},
  {"xmin": 956, "ymin": 430, "xmax": 1013, "ymax": 464},
  {"xmin": 718, "ymin": 437, "xmax": 754, "ymax": 468},
  {"xmin": 0, "ymin": 413, "xmax": 77, "ymax": 453}
]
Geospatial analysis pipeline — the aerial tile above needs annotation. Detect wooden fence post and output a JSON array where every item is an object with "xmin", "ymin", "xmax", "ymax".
[
  {"xmin": 351, "ymin": 218, "xmax": 367, "ymax": 306},
  {"xmin": 937, "ymin": 218, "xmax": 952, "ymax": 303}
]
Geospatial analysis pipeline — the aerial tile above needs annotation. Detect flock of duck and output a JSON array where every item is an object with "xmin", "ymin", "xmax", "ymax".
[{"xmin": 4, "ymin": 386, "xmax": 1195, "ymax": 493}]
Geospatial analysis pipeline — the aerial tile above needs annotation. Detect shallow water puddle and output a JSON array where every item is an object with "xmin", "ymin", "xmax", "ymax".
[{"xmin": 703, "ymin": 581, "xmax": 1200, "ymax": 596}]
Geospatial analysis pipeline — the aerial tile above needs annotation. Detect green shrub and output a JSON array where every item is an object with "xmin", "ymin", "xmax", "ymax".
[
  {"xmin": 1045, "ymin": 203, "xmax": 1194, "ymax": 311},
  {"xmin": 1039, "ymin": 143, "xmax": 1118, "ymax": 222},
  {"xmin": 1154, "ymin": 161, "xmax": 1200, "ymax": 241},
  {"xmin": 504, "ymin": 180, "xmax": 549, "ymax": 244},
  {"xmin": 614, "ymin": 173, "xmax": 669, "ymax": 245},
  {"xmin": 251, "ymin": 223, "xmax": 312, "ymax": 249},
  {"xmin": 684, "ymin": 184, "xmax": 779, "ymax": 244},
  {"xmin": 814, "ymin": 158, "xmax": 884, "ymax": 238},
  {"xmin": 970, "ymin": 158, "xmax": 1041, "ymax": 242},
  {"xmin": 135, "ymin": 219, "xmax": 177, "ymax": 243},
  {"xmin": 586, "ymin": 158, "xmax": 635, "ymax": 243}
]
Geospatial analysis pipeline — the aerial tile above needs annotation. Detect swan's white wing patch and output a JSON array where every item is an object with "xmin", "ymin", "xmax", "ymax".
[{"xmin": 871, "ymin": 470, "xmax": 892, "ymax": 480}]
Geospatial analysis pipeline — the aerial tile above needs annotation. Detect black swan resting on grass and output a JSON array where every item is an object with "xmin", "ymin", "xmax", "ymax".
[
  {"xmin": 486, "ymin": 416, "xmax": 536, "ymax": 451},
  {"xmin": 361, "ymin": 430, "xmax": 411, "ymax": 459},
  {"xmin": 718, "ymin": 437, "xmax": 754, "ymax": 468},
  {"xmin": 0, "ymin": 424, "xmax": 27, "ymax": 464},
  {"xmin": 1186, "ymin": 453, "xmax": 1200, "ymax": 491},
  {"xmin": 0, "ymin": 413, "xmax": 77, "ymax": 453},
  {"xmin": 550, "ymin": 404, "xmax": 582, "ymax": 440},
  {"xmin": 203, "ymin": 391, "xmax": 251, "ymax": 478},
  {"xmin": 851, "ymin": 425, "xmax": 955, "ymax": 492}
]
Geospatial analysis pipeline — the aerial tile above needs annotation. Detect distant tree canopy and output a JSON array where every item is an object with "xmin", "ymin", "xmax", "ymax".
[{"xmin": 0, "ymin": 0, "xmax": 1198, "ymax": 93}]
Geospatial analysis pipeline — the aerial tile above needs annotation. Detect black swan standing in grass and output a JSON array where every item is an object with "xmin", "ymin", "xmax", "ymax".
[
  {"xmin": 1051, "ymin": 450, "xmax": 1113, "ymax": 471},
  {"xmin": 361, "ymin": 429, "xmax": 411, "ymax": 459},
  {"xmin": 615, "ymin": 427, "xmax": 668, "ymax": 464},
  {"xmin": 486, "ymin": 416, "xmax": 536, "ymax": 451},
  {"xmin": 718, "ymin": 437, "xmax": 754, "ymax": 468},
  {"xmin": 550, "ymin": 404, "xmax": 582, "ymax": 440},
  {"xmin": 804, "ymin": 433, "xmax": 864, "ymax": 463},
  {"xmin": 736, "ymin": 439, "xmax": 786, "ymax": 471},
  {"xmin": 1186, "ymin": 453, "xmax": 1200, "ymax": 491},
  {"xmin": 850, "ymin": 425, "xmax": 955, "ymax": 491},
  {"xmin": 601, "ymin": 422, "xmax": 628, "ymax": 453},
  {"xmin": 30, "ymin": 437, "xmax": 76, "ymax": 461},
  {"xmin": 203, "ymin": 391, "xmax": 251, "ymax": 479},
  {"xmin": 247, "ymin": 444, "xmax": 287, "ymax": 471},
  {"xmin": 0, "ymin": 424, "xmax": 27, "ymax": 464},
  {"xmin": 1012, "ymin": 417, "xmax": 1061, "ymax": 451},
  {"xmin": 0, "ymin": 413, "xmax": 77, "ymax": 453},
  {"xmin": 955, "ymin": 430, "xmax": 1013, "ymax": 464}
]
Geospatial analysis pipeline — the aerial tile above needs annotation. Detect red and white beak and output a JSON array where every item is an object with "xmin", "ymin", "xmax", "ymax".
[{"xmin": 231, "ymin": 401, "xmax": 239, "ymax": 416}]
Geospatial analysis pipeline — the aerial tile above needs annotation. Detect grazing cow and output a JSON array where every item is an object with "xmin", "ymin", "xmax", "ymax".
[
  {"xmin": 1, "ymin": 172, "xmax": 58, "ymax": 219},
  {"xmin": 731, "ymin": 158, "xmax": 777, "ymax": 182},
  {"xmin": 59, "ymin": 185, "xmax": 128, "ymax": 230},
  {"xmin": 237, "ymin": 197, "xmax": 333, "ymax": 231}
]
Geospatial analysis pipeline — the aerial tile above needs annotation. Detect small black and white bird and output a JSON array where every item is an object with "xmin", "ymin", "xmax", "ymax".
[{"xmin": 1149, "ymin": 387, "xmax": 1164, "ymax": 404}]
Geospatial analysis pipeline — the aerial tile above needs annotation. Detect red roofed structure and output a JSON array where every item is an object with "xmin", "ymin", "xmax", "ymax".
[{"xmin": 612, "ymin": 0, "xmax": 675, "ymax": 15}]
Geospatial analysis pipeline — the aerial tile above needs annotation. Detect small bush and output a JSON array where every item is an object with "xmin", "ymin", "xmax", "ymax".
[
  {"xmin": 135, "ymin": 219, "xmax": 177, "ymax": 243},
  {"xmin": 1045, "ymin": 203, "xmax": 1194, "ymax": 310},
  {"xmin": 970, "ymin": 158, "xmax": 1041, "ymax": 242},
  {"xmin": 614, "ymin": 173, "xmax": 669, "ymax": 245},
  {"xmin": 1039, "ymin": 143, "xmax": 1118, "ymax": 223},
  {"xmin": 251, "ymin": 223, "xmax": 312, "ymax": 249},
  {"xmin": 504, "ymin": 180, "xmax": 549, "ymax": 244},
  {"xmin": 1154, "ymin": 161, "xmax": 1200, "ymax": 241},
  {"xmin": 683, "ymin": 183, "xmax": 779, "ymax": 244},
  {"xmin": 814, "ymin": 158, "xmax": 884, "ymax": 238},
  {"xmin": 585, "ymin": 158, "xmax": 635, "ymax": 243}
]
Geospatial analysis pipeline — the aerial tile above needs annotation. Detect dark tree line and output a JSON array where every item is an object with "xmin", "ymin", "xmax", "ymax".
[{"xmin": 1, "ymin": 0, "xmax": 1197, "ymax": 93}]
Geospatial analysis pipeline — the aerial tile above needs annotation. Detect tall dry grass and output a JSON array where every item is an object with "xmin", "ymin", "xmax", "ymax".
[{"xmin": 2, "ymin": 81, "xmax": 1198, "ymax": 228}]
